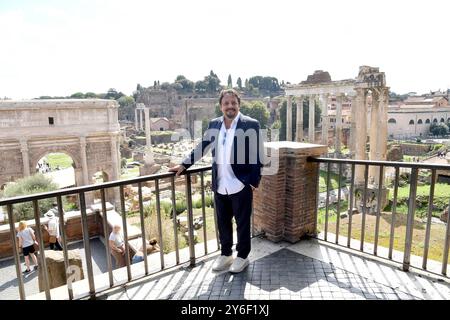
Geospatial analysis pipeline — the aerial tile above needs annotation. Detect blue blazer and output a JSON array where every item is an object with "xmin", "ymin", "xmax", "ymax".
[{"xmin": 182, "ymin": 114, "xmax": 264, "ymax": 192}]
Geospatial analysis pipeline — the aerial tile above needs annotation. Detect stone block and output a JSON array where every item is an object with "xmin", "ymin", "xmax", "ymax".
[{"xmin": 38, "ymin": 249, "xmax": 84, "ymax": 292}]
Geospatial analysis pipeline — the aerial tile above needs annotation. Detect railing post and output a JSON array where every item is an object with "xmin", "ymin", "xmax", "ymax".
[
  {"xmin": 119, "ymin": 186, "xmax": 132, "ymax": 281},
  {"xmin": 79, "ymin": 192, "xmax": 96, "ymax": 297},
  {"xmin": 33, "ymin": 200, "xmax": 51, "ymax": 300},
  {"xmin": 154, "ymin": 179, "xmax": 165, "ymax": 270},
  {"xmin": 403, "ymin": 168, "xmax": 418, "ymax": 272},
  {"xmin": 100, "ymin": 189, "xmax": 114, "ymax": 287},
  {"xmin": 347, "ymin": 164, "xmax": 355, "ymax": 248},
  {"xmin": 442, "ymin": 196, "xmax": 450, "ymax": 275},
  {"xmin": 137, "ymin": 183, "xmax": 149, "ymax": 275},
  {"xmin": 170, "ymin": 176, "xmax": 180, "ymax": 265},
  {"xmin": 185, "ymin": 173, "xmax": 196, "ymax": 266},
  {"xmin": 56, "ymin": 195, "xmax": 73, "ymax": 299},
  {"xmin": 7, "ymin": 204, "xmax": 26, "ymax": 300}
]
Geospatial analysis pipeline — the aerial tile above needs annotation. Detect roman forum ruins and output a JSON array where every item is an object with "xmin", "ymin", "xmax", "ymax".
[
  {"xmin": 0, "ymin": 99, "xmax": 121, "ymax": 203},
  {"xmin": 284, "ymin": 66, "xmax": 390, "ymax": 186}
]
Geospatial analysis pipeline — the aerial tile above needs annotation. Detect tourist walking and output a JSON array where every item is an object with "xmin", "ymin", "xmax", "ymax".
[
  {"xmin": 169, "ymin": 89, "xmax": 264, "ymax": 273},
  {"xmin": 16, "ymin": 221, "xmax": 39, "ymax": 274},
  {"xmin": 44, "ymin": 210, "xmax": 63, "ymax": 251},
  {"xmin": 109, "ymin": 224, "xmax": 126, "ymax": 268}
]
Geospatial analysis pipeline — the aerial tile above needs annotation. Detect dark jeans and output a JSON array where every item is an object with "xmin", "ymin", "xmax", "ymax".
[{"xmin": 214, "ymin": 185, "xmax": 253, "ymax": 259}]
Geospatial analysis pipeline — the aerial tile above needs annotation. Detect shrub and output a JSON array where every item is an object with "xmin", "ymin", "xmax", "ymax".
[{"xmin": 2, "ymin": 174, "xmax": 62, "ymax": 221}]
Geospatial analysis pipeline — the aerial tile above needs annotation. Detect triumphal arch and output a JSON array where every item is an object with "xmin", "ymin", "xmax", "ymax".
[
  {"xmin": 0, "ymin": 99, "xmax": 121, "ymax": 200},
  {"xmin": 284, "ymin": 65, "xmax": 389, "ymax": 185}
]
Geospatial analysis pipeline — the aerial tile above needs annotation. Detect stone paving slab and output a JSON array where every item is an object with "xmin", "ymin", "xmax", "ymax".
[{"xmin": 104, "ymin": 248, "xmax": 424, "ymax": 300}]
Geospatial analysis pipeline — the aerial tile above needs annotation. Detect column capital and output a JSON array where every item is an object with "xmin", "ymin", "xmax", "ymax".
[
  {"xmin": 80, "ymin": 136, "xmax": 87, "ymax": 146},
  {"xmin": 19, "ymin": 139, "xmax": 28, "ymax": 152}
]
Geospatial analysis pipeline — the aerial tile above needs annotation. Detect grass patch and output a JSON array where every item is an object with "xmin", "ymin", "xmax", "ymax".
[
  {"xmin": 318, "ymin": 170, "xmax": 347, "ymax": 193},
  {"xmin": 45, "ymin": 153, "xmax": 73, "ymax": 169},
  {"xmin": 321, "ymin": 212, "xmax": 449, "ymax": 264}
]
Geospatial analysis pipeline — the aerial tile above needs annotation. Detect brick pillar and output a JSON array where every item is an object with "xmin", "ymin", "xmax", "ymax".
[{"xmin": 253, "ymin": 141, "xmax": 327, "ymax": 243}]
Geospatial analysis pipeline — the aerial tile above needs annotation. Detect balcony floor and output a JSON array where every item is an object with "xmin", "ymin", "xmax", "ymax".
[{"xmin": 98, "ymin": 237, "xmax": 450, "ymax": 300}]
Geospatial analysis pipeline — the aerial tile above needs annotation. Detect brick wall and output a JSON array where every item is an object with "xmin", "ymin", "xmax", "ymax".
[{"xmin": 254, "ymin": 142, "xmax": 327, "ymax": 243}]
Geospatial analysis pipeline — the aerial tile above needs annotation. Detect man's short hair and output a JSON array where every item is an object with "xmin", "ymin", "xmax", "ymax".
[{"xmin": 219, "ymin": 88, "xmax": 241, "ymax": 106}]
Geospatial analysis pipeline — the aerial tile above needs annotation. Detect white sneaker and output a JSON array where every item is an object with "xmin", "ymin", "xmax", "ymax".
[
  {"xmin": 229, "ymin": 257, "xmax": 249, "ymax": 273},
  {"xmin": 212, "ymin": 255, "xmax": 233, "ymax": 271}
]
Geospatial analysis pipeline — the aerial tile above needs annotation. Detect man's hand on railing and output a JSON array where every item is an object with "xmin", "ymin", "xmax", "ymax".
[{"xmin": 168, "ymin": 164, "xmax": 186, "ymax": 177}]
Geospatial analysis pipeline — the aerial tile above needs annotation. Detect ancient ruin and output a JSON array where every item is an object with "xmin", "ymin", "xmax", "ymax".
[
  {"xmin": 284, "ymin": 66, "xmax": 390, "ymax": 186},
  {"xmin": 0, "ymin": 99, "xmax": 121, "ymax": 203}
]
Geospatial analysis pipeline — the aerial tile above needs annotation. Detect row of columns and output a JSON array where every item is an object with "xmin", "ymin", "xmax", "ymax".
[
  {"xmin": 286, "ymin": 94, "xmax": 343, "ymax": 156},
  {"xmin": 135, "ymin": 108, "xmax": 145, "ymax": 131}
]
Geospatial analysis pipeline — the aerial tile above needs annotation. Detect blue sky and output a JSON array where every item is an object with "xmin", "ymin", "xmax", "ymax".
[{"xmin": 1, "ymin": 0, "xmax": 450, "ymax": 99}]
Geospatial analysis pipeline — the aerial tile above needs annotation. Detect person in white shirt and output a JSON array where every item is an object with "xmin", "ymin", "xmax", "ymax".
[
  {"xmin": 17, "ymin": 221, "xmax": 39, "ymax": 274},
  {"xmin": 170, "ymin": 89, "xmax": 263, "ymax": 273},
  {"xmin": 44, "ymin": 208, "xmax": 63, "ymax": 251},
  {"xmin": 109, "ymin": 224, "xmax": 126, "ymax": 268}
]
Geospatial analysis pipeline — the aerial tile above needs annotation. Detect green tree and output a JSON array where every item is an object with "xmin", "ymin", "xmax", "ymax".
[
  {"xmin": 2, "ymin": 174, "xmax": 62, "ymax": 221},
  {"xmin": 430, "ymin": 123, "xmax": 449, "ymax": 137},
  {"xmin": 195, "ymin": 80, "xmax": 208, "ymax": 94},
  {"xmin": 205, "ymin": 70, "xmax": 221, "ymax": 93},
  {"xmin": 227, "ymin": 74, "xmax": 232, "ymax": 88},
  {"xmin": 84, "ymin": 92, "xmax": 97, "ymax": 98},
  {"xmin": 236, "ymin": 77, "xmax": 242, "ymax": 90},
  {"xmin": 175, "ymin": 75, "xmax": 194, "ymax": 93},
  {"xmin": 241, "ymin": 101, "xmax": 270, "ymax": 129},
  {"xmin": 104, "ymin": 88, "xmax": 124, "ymax": 100},
  {"xmin": 214, "ymin": 101, "xmax": 269, "ymax": 129},
  {"xmin": 70, "ymin": 92, "xmax": 85, "ymax": 99}
]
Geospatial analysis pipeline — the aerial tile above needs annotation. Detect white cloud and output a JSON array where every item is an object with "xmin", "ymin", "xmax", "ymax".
[{"xmin": 1, "ymin": 0, "xmax": 450, "ymax": 99}]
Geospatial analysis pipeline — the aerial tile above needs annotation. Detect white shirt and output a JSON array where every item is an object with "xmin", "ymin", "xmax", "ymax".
[
  {"xmin": 109, "ymin": 231, "xmax": 124, "ymax": 247},
  {"xmin": 216, "ymin": 112, "xmax": 245, "ymax": 195},
  {"xmin": 17, "ymin": 228, "xmax": 35, "ymax": 248},
  {"xmin": 47, "ymin": 217, "xmax": 60, "ymax": 238}
]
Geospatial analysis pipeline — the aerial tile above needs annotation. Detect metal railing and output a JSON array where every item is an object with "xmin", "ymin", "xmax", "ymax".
[
  {"xmin": 309, "ymin": 157, "xmax": 450, "ymax": 277},
  {"xmin": 0, "ymin": 165, "xmax": 246, "ymax": 300}
]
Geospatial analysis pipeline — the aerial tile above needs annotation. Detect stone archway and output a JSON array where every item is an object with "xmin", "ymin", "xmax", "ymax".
[
  {"xmin": 0, "ymin": 99, "xmax": 121, "ymax": 206},
  {"xmin": 34, "ymin": 151, "xmax": 80, "ymax": 189}
]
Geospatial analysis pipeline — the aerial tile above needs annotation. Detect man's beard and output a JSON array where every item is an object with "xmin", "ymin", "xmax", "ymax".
[{"xmin": 225, "ymin": 109, "xmax": 237, "ymax": 120}]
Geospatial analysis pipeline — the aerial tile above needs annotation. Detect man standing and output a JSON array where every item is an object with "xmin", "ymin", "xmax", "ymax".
[{"xmin": 170, "ymin": 89, "xmax": 263, "ymax": 273}]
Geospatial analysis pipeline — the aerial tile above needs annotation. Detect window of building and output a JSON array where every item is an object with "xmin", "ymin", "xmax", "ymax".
[
  {"xmin": 409, "ymin": 120, "xmax": 414, "ymax": 125},
  {"xmin": 160, "ymin": 127, "xmax": 164, "ymax": 131},
  {"xmin": 441, "ymin": 118, "xmax": 445, "ymax": 123},
  {"xmin": 417, "ymin": 119, "xmax": 423, "ymax": 124},
  {"xmin": 388, "ymin": 118, "xmax": 396, "ymax": 124},
  {"xmin": 425, "ymin": 119, "xmax": 431, "ymax": 124},
  {"xmin": 48, "ymin": 117, "xmax": 54, "ymax": 125},
  {"xmin": 433, "ymin": 119, "xmax": 438, "ymax": 123}
]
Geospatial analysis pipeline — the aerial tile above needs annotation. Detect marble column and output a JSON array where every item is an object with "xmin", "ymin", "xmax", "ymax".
[
  {"xmin": 139, "ymin": 109, "xmax": 144, "ymax": 131},
  {"xmin": 369, "ymin": 88, "xmax": 389, "ymax": 186},
  {"xmin": 20, "ymin": 139, "xmax": 30, "ymax": 177},
  {"xmin": 110, "ymin": 135, "xmax": 121, "ymax": 181},
  {"xmin": 349, "ymin": 94, "xmax": 357, "ymax": 158},
  {"xmin": 79, "ymin": 136, "xmax": 90, "ymax": 185},
  {"xmin": 354, "ymin": 88, "xmax": 368, "ymax": 185},
  {"xmin": 308, "ymin": 95, "xmax": 315, "ymax": 142},
  {"xmin": 144, "ymin": 107, "xmax": 154, "ymax": 164},
  {"xmin": 320, "ymin": 94, "xmax": 329, "ymax": 147},
  {"xmin": 335, "ymin": 94, "xmax": 343, "ymax": 156},
  {"xmin": 286, "ymin": 95, "xmax": 293, "ymax": 141},
  {"xmin": 134, "ymin": 108, "xmax": 138, "ymax": 130},
  {"xmin": 295, "ymin": 96, "xmax": 304, "ymax": 142}
]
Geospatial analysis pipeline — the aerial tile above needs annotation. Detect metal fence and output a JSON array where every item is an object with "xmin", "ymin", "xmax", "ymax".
[
  {"xmin": 0, "ymin": 165, "xmax": 249, "ymax": 300},
  {"xmin": 309, "ymin": 157, "xmax": 450, "ymax": 277}
]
